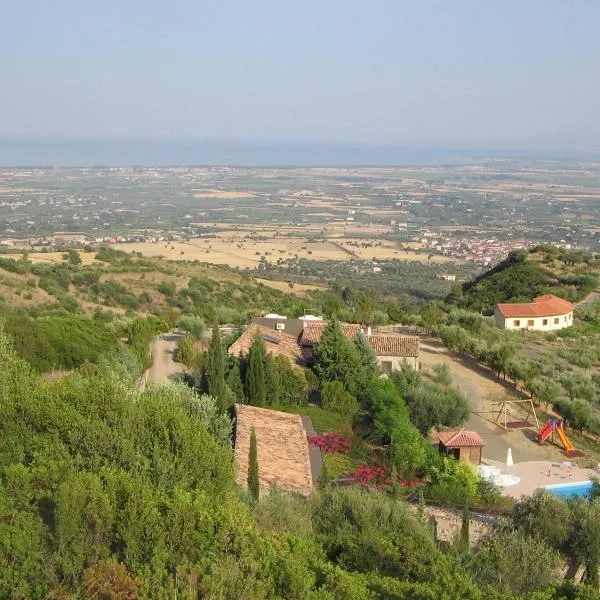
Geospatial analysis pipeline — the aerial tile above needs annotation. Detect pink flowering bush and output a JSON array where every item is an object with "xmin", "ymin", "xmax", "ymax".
[
  {"xmin": 348, "ymin": 464, "xmax": 420, "ymax": 489},
  {"xmin": 307, "ymin": 432, "xmax": 352, "ymax": 454}
]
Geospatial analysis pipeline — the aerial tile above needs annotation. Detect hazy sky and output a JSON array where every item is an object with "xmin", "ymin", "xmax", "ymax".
[{"xmin": 2, "ymin": 0, "xmax": 599, "ymax": 149}]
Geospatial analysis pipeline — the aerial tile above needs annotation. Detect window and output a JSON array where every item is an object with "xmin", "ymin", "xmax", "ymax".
[
  {"xmin": 564, "ymin": 316, "xmax": 568, "ymax": 322},
  {"xmin": 554, "ymin": 317, "xmax": 559, "ymax": 325},
  {"xmin": 381, "ymin": 360, "xmax": 393, "ymax": 374},
  {"xmin": 514, "ymin": 320, "xmax": 520, "ymax": 327},
  {"xmin": 527, "ymin": 320, "xmax": 534, "ymax": 327},
  {"xmin": 543, "ymin": 319, "xmax": 548, "ymax": 326}
]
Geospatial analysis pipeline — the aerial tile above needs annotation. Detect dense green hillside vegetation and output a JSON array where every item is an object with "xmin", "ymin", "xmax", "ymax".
[
  {"xmin": 0, "ymin": 247, "xmax": 439, "ymax": 373},
  {"xmin": 2, "ymin": 326, "xmax": 600, "ymax": 599},
  {"xmin": 3, "ymin": 241, "xmax": 600, "ymax": 597},
  {"xmin": 449, "ymin": 246, "xmax": 600, "ymax": 313}
]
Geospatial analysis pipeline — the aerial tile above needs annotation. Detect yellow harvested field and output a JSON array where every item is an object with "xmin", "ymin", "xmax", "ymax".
[
  {"xmin": 111, "ymin": 234, "xmax": 455, "ymax": 267},
  {"xmin": 254, "ymin": 278, "xmax": 326, "ymax": 293},
  {"xmin": 337, "ymin": 243, "xmax": 456, "ymax": 263},
  {"xmin": 113, "ymin": 239, "xmax": 350, "ymax": 267},
  {"xmin": 27, "ymin": 251, "xmax": 97, "ymax": 266}
]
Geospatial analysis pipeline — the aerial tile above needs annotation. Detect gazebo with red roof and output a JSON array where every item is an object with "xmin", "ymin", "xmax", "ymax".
[{"xmin": 437, "ymin": 430, "xmax": 485, "ymax": 465}]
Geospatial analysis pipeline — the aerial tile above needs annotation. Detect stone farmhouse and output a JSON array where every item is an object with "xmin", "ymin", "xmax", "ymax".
[
  {"xmin": 494, "ymin": 294, "xmax": 574, "ymax": 331},
  {"xmin": 229, "ymin": 316, "xmax": 419, "ymax": 373}
]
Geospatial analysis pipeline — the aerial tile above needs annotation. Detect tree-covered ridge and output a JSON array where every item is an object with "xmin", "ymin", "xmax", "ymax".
[
  {"xmin": 450, "ymin": 246, "xmax": 600, "ymax": 313},
  {"xmin": 0, "ymin": 248, "xmax": 309, "ymax": 322}
]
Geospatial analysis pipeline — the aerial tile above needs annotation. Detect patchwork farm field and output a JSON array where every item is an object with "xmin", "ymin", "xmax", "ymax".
[{"xmin": 112, "ymin": 233, "xmax": 455, "ymax": 268}]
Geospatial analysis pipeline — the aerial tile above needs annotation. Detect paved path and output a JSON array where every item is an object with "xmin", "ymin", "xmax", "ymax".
[
  {"xmin": 484, "ymin": 459, "xmax": 596, "ymax": 499},
  {"xmin": 419, "ymin": 339, "xmax": 566, "ymax": 463},
  {"xmin": 302, "ymin": 415, "xmax": 323, "ymax": 485},
  {"xmin": 576, "ymin": 290, "xmax": 600, "ymax": 308},
  {"xmin": 144, "ymin": 331, "xmax": 186, "ymax": 386}
]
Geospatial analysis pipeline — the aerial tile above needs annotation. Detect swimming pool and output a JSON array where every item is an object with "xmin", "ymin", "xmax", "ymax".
[{"xmin": 545, "ymin": 480, "xmax": 594, "ymax": 500}]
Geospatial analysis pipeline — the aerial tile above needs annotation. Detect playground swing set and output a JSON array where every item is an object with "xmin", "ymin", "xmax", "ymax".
[
  {"xmin": 474, "ymin": 396, "xmax": 582, "ymax": 457},
  {"xmin": 474, "ymin": 397, "xmax": 540, "ymax": 430}
]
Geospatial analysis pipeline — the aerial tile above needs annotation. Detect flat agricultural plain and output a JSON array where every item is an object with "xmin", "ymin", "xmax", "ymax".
[{"xmin": 112, "ymin": 236, "xmax": 454, "ymax": 268}]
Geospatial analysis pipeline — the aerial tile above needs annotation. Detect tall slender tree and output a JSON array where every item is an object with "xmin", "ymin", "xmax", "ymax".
[
  {"xmin": 456, "ymin": 504, "xmax": 470, "ymax": 553},
  {"xmin": 312, "ymin": 321, "xmax": 360, "ymax": 393},
  {"xmin": 205, "ymin": 323, "xmax": 228, "ymax": 412},
  {"xmin": 248, "ymin": 427, "xmax": 260, "ymax": 501},
  {"xmin": 246, "ymin": 336, "xmax": 266, "ymax": 406},
  {"xmin": 226, "ymin": 356, "xmax": 245, "ymax": 403},
  {"xmin": 354, "ymin": 333, "xmax": 379, "ymax": 390}
]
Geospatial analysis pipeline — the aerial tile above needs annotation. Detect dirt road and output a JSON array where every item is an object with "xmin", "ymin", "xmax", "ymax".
[
  {"xmin": 143, "ymin": 332, "xmax": 186, "ymax": 387},
  {"xmin": 419, "ymin": 337, "xmax": 566, "ymax": 463}
]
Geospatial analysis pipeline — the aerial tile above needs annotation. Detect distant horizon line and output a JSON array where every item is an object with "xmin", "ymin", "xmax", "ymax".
[{"xmin": 1, "ymin": 137, "xmax": 599, "ymax": 168}]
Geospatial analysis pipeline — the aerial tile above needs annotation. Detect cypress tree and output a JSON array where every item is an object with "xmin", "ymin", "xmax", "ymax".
[
  {"xmin": 206, "ymin": 323, "xmax": 228, "ymax": 411},
  {"xmin": 264, "ymin": 355, "xmax": 280, "ymax": 406},
  {"xmin": 354, "ymin": 332, "xmax": 379, "ymax": 392},
  {"xmin": 456, "ymin": 504, "xmax": 470, "ymax": 553},
  {"xmin": 246, "ymin": 336, "xmax": 266, "ymax": 406},
  {"xmin": 248, "ymin": 426, "xmax": 260, "ymax": 501},
  {"xmin": 226, "ymin": 357, "xmax": 245, "ymax": 403},
  {"xmin": 313, "ymin": 320, "xmax": 361, "ymax": 392}
]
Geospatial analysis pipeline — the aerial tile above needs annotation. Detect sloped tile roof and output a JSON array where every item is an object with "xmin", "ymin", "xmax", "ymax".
[
  {"xmin": 367, "ymin": 335, "xmax": 419, "ymax": 358},
  {"xmin": 496, "ymin": 294, "xmax": 574, "ymax": 318},
  {"xmin": 234, "ymin": 404, "xmax": 313, "ymax": 496},
  {"xmin": 299, "ymin": 322, "xmax": 419, "ymax": 358},
  {"xmin": 438, "ymin": 430, "xmax": 485, "ymax": 448},
  {"xmin": 228, "ymin": 324, "xmax": 304, "ymax": 366},
  {"xmin": 299, "ymin": 322, "xmax": 363, "ymax": 346}
]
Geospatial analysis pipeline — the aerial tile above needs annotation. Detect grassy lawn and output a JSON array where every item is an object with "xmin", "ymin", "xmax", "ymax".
[
  {"xmin": 272, "ymin": 404, "xmax": 351, "ymax": 434},
  {"xmin": 322, "ymin": 453, "xmax": 358, "ymax": 479}
]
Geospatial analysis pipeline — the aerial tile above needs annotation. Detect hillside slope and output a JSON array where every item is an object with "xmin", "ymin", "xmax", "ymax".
[
  {"xmin": 0, "ymin": 248, "xmax": 307, "ymax": 320},
  {"xmin": 0, "ymin": 248, "xmax": 310, "ymax": 372},
  {"xmin": 448, "ymin": 245, "xmax": 600, "ymax": 313}
]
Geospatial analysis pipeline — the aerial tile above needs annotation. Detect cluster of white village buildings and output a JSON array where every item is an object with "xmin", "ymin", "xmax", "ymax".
[{"xmin": 414, "ymin": 233, "xmax": 534, "ymax": 266}]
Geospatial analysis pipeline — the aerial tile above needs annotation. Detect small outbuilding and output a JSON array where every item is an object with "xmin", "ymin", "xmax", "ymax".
[{"xmin": 437, "ymin": 430, "xmax": 485, "ymax": 465}]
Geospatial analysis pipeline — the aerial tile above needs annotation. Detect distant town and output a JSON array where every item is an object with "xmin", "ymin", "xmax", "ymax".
[{"xmin": 0, "ymin": 162, "xmax": 596, "ymax": 273}]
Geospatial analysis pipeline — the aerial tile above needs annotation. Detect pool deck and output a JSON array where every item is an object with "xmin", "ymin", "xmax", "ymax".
[{"xmin": 483, "ymin": 459, "xmax": 598, "ymax": 499}]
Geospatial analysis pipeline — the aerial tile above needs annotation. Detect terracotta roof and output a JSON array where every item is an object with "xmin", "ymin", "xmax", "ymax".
[
  {"xmin": 234, "ymin": 404, "xmax": 313, "ymax": 496},
  {"xmin": 367, "ymin": 335, "xmax": 419, "ymax": 358},
  {"xmin": 299, "ymin": 322, "xmax": 363, "ymax": 346},
  {"xmin": 228, "ymin": 325, "xmax": 304, "ymax": 366},
  {"xmin": 496, "ymin": 294, "xmax": 574, "ymax": 318},
  {"xmin": 437, "ymin": 430, "xmax": 485, "ymax": 448},
  {"xmin": 299, "ymin": 322, "xmax": 419, "ymax": 358}
]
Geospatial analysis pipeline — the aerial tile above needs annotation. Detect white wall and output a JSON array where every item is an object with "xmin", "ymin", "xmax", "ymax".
[{"xmin": 494, "ymin": 307, "xmax": 573, "ymax": 331}]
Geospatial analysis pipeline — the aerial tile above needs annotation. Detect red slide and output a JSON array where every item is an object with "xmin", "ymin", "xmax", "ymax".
[{"xmin": 536, "ymin": 422, "xmax": 553, "ymax": 443}]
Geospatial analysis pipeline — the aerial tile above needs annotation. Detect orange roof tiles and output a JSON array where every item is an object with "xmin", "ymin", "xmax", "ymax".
[
  {"xmin": 367, "ymin": 335, "xmax": 419, "ymax": 358},
  {"xmin": 234, "ymin": 404, "xmax": 313, "ymax": 496},
  {"xmin": 228, "ymin": 324, "xmax": 304, "ymax": 366},
  {"xmin": 300, "ymin": 322, "xmax": 362, "ymax": 345},
  {"xmin": 496, "ymin": 294, "xmax": 574, "ymax": 318},
  {"xmin": 438, "ymin": 430, "xmax": 485, "ymax": 448},
  {"xmin": 299, "ymin": 322, "xmax": 419, "ymax": 358}
]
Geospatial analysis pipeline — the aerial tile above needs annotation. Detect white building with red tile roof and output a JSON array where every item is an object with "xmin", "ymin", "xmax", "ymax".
[{"xmin": 494, "ymin": 294, "xmax": 574, "ymax": 331}]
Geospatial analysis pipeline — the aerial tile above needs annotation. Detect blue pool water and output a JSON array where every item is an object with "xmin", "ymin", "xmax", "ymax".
[{"xmin": 545, "ymin": 481, "xmax": 594, "ymax": 500}]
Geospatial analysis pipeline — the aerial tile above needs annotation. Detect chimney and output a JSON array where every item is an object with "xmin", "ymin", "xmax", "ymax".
[{"xmin": 367, "ymin": 326, "xmax": 372, "ymax": 336}]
